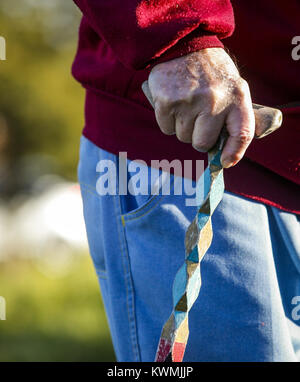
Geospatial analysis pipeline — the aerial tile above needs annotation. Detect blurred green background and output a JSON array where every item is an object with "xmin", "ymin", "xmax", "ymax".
[{"xmin": 0, "ymin": 0, "xmax": 116, "ymax": 361}]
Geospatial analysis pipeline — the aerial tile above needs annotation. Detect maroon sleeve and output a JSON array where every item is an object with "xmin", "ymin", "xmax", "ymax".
[{"xmin": 73, "ymin": 0, "xmax": 235, "ymax": 70}]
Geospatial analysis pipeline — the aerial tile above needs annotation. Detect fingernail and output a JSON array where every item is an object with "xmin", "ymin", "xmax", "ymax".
[
  {"xmin": 221, "ymin": 160, "xmax": 232, "ymax": 168},
  {"xmin": 222, "ymin": 159, "xmax": 238, "ymax": 168}
]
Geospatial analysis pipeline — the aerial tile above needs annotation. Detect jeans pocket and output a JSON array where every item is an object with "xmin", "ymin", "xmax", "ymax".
[
  {"xmin": 120, "ymin": 192, "xmax": 165, "ymax": 220},
  {"xmin": 120, "ymin": 176, "xmax": 175, "ymax": 223},
  {"xmin": 116, "ymin": 153, "xmax": 177, "ymax": 221}
]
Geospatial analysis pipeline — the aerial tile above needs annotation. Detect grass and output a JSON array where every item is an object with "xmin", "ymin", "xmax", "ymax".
[{"xmin": 0, "ymin": 253, "xmax": 116, "ymax": 362}]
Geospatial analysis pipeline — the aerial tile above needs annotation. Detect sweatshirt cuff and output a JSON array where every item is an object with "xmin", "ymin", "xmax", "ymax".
[{"xmin": 146, "ymin": 31, "xmax": 224, "ymax": 69}]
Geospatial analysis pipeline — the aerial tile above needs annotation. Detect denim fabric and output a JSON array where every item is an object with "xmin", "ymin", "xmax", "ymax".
[{"xmin": 78, "ymin": 135, "xmax": 300, "ymax": 362}]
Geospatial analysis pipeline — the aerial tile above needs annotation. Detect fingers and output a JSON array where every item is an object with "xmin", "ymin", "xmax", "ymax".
[
  {"xmin": 153, "ymin": 77, "xmax": 255, "ymax": 168},
  {"xmin": 156, "ymin": 102, "xmax": 227, "ymax": 154},
  {"xmin": 155, "ymin": 102, "xmax": 196, "ymax": 141},
  {"xmin": 220, "ymin": 83, "xmax": 255, "ymax": 168},
  {"xmin": 192, "ymin": 113, "xmax": 225, "ymax": 152},
  {"xmin": 154, "ymin": 103, "xmax": 176, "ymax": 135},
  {"xmin": 147, "ymin": 48, "xmax": 258, "ymax": 166},
  {"xmin": 174, "ymin": 110, "xmax": 196, "ymax": 143},
  {"xmin": 156, "ymin": 101, "xmax": 254, "ymax": 168}
]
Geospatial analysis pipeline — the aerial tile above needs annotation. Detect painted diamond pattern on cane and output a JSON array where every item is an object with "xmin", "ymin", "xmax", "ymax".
[{"xmin": 154, "ymin": 135, "xmax": 226, "ymax": 362}]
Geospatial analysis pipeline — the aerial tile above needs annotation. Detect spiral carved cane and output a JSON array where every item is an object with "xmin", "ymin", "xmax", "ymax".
[{"xmin": 142, "ymin": 81, "xmax": 282, "ymax": 362}]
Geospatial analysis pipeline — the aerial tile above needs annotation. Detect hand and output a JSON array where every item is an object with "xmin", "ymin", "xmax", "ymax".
[{"xmin": 148, "ymin": 48, "xmax": 255, "ymax": 168}]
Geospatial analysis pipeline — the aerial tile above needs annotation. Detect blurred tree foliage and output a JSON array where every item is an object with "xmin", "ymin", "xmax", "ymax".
[
  {"xmin": 0, "ymin": 255, "xmax": 116, "ymax": 361},
  {"xmin": 0, "ymin": 0, "xmax": 85, "ymax": 196}
]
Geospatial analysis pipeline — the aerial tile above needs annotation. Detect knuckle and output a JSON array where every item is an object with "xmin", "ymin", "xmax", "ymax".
[
  {"xmin": 239, "ymin": 78, "xmax": 250, "ymax": 91},
  {"xmin": 236, "ymin": 131, "xmax": 253, "ymax": 146},
  {"xmin": 156, "ymin": 96, "xmax": 172, "ymax": 109},
  {"xmin": 176, "ymin": 130, "xmax": 192, "ymax": 143},
  {"xmin": 227, "ymin": 152, "xmax": 242, "ymax": 164},
  {"xmin": 161, "ymin": 127, "xmax": 174, "ymax": 136},
  {"xmin": 203, "ymin": 86, "xmax": 217, "ymax": 101},
  {"xmin": 232, "ymin": 78, "xmax": 249, "ymax": 99},
  {"xmin": 156, "ymin": 92, "xmax": 188, "ymax": 108},
  {"xmin": 192, "ymin": 138, "xmax": 211, "ymax": 152},
  {"xmin": 159, "ymin": 122, "xmax": 174, "ymax": 135},
  {"xmin": 199, "ymin": 87, "xmax": 220, "ymax": 114},
  {"xmin": 161, "ymin": 97, "xmax": 182, "ymax": 110}
]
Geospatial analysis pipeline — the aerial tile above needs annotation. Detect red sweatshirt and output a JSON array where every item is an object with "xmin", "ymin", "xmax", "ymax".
[{"xmin": 72, "ymin": 0, "xmax": 300, "ymax": 214}]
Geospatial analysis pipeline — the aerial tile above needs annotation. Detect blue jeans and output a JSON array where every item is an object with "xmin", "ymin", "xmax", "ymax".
[{"xmin": 78, "ymin": 135, "xmax": 300, "ymax": 362}]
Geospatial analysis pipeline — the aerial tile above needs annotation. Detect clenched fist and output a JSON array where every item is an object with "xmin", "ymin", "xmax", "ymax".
[{"xmin": 148, "ymin": 48, "xmax": 255, "ymax": 168}]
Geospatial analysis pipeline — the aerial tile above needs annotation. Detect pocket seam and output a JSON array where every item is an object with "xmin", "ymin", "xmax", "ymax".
[
  {"xmin": 122, "ymin": 177, "xmax": 175, "ymax": 222},
  {"xmin": 122, "ymin": 194, "xmax": 165, "ymax": 223}
]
